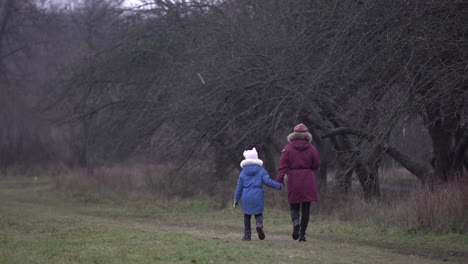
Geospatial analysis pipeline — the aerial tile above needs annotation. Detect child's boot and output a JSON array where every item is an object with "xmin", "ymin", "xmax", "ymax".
[
  {"xmin": 242, "ymin": 228, "xmax": 251, "ymax": 241},
  {"xmin": 292, "ymin": 219, "xmax": 300, "ymax": 240},
  {"xmin": 255, "ymin": 222, "xmax": 265, "ymax": 240}
]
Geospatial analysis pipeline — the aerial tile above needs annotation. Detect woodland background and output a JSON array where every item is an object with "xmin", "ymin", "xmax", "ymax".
[{"xmin": 1, "ymin": 0, "xmax": 467, "ymax": 232}]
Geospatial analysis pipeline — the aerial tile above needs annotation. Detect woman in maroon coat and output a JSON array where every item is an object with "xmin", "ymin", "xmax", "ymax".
[{"xmin": 276, "ymin": 123, "xmax": 320, "ymax": 242}]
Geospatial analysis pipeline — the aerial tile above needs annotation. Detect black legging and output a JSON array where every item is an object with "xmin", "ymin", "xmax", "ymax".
[
  {"xmin": 290, "ymin": 202, "xmax": 311, "ymax": 235},
  {"xmin": 244, "ymin": 213, "xmax": 263, "ymax": 230}
]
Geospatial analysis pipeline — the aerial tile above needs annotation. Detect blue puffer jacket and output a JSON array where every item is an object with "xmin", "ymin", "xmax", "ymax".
[{"xmin": 233, "ymin": 161, "xmax": 281, "ymax": 215}]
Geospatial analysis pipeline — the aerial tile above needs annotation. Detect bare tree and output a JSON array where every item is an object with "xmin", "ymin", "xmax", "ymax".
[{"xmin": 40, "ymin": 0, "xmax": 468, "ymax": 200}]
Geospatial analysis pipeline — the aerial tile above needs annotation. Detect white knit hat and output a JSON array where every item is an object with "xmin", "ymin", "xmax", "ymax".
[
  {"xmin": 240, "ymin": 147, "xmax": 263, "ymax": 168},
  {"xmin": 243, "ymin": 147, "xmax": 258, "ymax": 160}
]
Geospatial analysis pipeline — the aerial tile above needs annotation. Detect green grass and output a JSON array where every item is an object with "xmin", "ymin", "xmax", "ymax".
[{"xmin": 0, "ymin": 177, "xmax": 467, "ymax": 263}]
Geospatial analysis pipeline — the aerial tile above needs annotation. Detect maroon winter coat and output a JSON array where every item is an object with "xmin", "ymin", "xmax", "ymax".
[{"xmin": 276, "ymin": 138, "xmax": 321, "ymax": 203}]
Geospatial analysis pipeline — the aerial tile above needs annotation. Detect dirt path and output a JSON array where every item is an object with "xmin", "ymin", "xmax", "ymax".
[{"xmin": 98, "ymin": 214, "xmax": 468, "ymax": 263}]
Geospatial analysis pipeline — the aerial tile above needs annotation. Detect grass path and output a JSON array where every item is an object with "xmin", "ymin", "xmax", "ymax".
[{"xmin": 0, "ymin": 177, "xmax": 467, "ymax": 263}]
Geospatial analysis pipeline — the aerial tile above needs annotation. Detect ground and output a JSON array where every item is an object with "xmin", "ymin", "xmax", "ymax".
[{"xmin": 0, "ymin": 177, "xmax": 467, "ymax": 263}]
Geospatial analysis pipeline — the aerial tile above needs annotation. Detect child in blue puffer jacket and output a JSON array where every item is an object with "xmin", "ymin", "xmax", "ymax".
[{"xmin": 233, "ymin": 147, "xmax": 282, "ymax": 241}]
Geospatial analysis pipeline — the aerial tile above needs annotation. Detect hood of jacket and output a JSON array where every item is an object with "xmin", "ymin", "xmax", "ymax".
[
  {"xmin": 287, "ymin": 131, "xmax": 312, "ymax": 143},
  {"xmin": 290, "ymin": 139, "xmax": 311, "ymax": 151},
  {"xmin": 242, "ymin": 164, "xmax": 261, "ymax": 176},
  {"xmin": 240, "ymin": 159, "xmax": 263, "ymax": 176}
]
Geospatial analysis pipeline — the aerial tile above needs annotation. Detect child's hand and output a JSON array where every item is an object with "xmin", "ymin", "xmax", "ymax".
[
  {"xmin": 279, "ymin": 182, "xmax": 285, "ymax": 190},
  {"xmin": 233, "ymin": 199, "xmax": 239, "ymax": 208}
]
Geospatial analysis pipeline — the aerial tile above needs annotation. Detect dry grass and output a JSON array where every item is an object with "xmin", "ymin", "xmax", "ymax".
[
  {"xmin": 1, "ymin": 162, "xmax": 68, "ymax": 178},
  {"xmin": 51, "ymin": 163, "xmax": 468, "ymax": 233},
  {"xmin": 396, "ymin": 182, "xmax": 468, "ymax": 233},
  {"xmin": 316, "ymin": 181, "xmax": 468, "ymax": 233},
  {"xmin": 51, "ymin": 162, "xmax": 288, "ymax": 208},
  {"xmin": 52, "ymin": 163, "xmax": 238, "ymax": 209}
]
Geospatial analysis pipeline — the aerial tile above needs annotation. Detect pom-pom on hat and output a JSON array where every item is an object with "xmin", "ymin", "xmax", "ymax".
[
  {"xmin": 294, "ymin": 123, "xmax": 308, "ymax": 132},
  {"xmin": 240, "ymin": 147, "xmax": 263, "ymax": 168},
  {"xmin": 287, "ymin": 123, "xmax": 313, "ymax": 143}
]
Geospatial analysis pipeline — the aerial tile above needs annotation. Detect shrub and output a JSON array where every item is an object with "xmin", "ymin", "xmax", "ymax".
[
  {"xmin": 396, "ymin": 182, "xmax": 468, "ymax": 233},
  {"xmin": 317, "ymin": 181, "xmax": 468, "ymax": 233}
]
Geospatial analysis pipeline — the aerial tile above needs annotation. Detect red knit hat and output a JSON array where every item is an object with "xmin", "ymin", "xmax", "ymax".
[{"xmin": 294, "ymin": 123, "xmax": 308, "ymax": 132}]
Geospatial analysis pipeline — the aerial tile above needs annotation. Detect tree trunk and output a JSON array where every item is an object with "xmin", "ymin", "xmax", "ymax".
[
  {"xmin": 317, "ymin": 163, "xmax": 328, "ymax": 196},
  {"xmin": 355, "ymin": 162, "xmax": 380, "ymax": 199},
  {"xmin": 259, "ymin": 141, "xmax": 278, "ymax": 177},
  {"xmin": 357, "ymin": 86, "xmax": 382, "ymax": 199},
  {"xmin": 427, "ymin": 113, "xmax": 466, "ymax": 183},
  {"xmin": 0, "ymin": 0, "xmax": 13, "ymax": 56},
  {"xmin": 308, "ymin": 124, "xmax": 329, "ymax": 195},
  {"xmin": 332, "ymin": 147, "xmax": 352, "ymax": 194},
  {"xmin": 329, "ymin": 135, "xmax": 354, "ymax": 194}
]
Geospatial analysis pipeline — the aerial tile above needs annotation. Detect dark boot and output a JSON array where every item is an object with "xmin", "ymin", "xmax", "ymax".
[
  {"xmin": 290, "ymin": 203, "xmax": 301, "ymax": 240},
  {"xmin": 256, "ymin": 222, "xmax": 265, "ymax": 240},
  {"xmin": 255, "ymin": 214, "xmax": 265, "ymax": 240},
  {"xmin": 298, "ymin": 224, "xmax": 307, "ymax": 242},
  {"xmin": 298, "ymin": 202, "xmax": 310, "ymax": 242},
  {"xmin": 242, "ymin": 228, "xmax": 251, "ymax": 241},
  {"xmin": 292, "ymin": 220, "xmax": 300, "ymax": 240}
]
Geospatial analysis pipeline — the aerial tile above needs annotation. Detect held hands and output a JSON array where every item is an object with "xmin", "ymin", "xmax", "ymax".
[
  {"xmin": 232, "ymin": 199, "xmax": 239, "ymax": 208},
  {"xmin": 279, "ymin": 182, "xmax": 285, "ymax": 190}
]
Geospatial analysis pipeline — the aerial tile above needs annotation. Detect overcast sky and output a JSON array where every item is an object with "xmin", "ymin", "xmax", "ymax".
[
  {"xmin": 123, "ymin": 0, "xmax": 144, "ymax": 7},
  {"xmin": 45, "ymin": 0, "xmax": 144, "ymax": 8}
]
